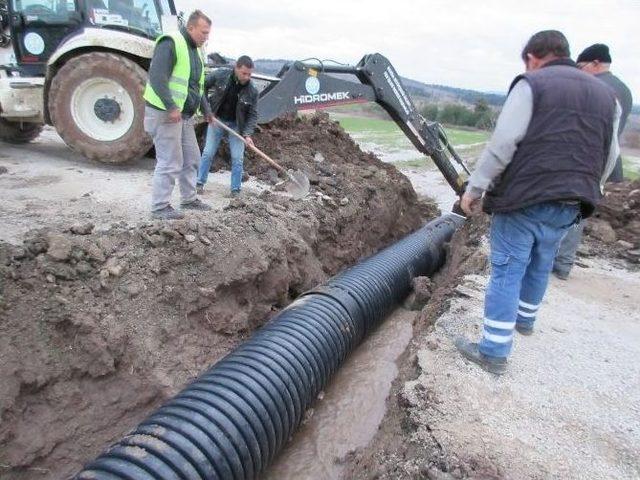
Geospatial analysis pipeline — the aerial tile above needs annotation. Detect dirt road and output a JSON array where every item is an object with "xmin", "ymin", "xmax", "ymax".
[{"xmin": 0, "ymin": 127, "xmax": 269, "ymax": 245}]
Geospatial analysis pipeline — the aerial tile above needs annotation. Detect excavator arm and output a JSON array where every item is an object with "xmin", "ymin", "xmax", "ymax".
[{"xmin": 254, "ymin": 53, "xmax": 470, "ymax": 196}]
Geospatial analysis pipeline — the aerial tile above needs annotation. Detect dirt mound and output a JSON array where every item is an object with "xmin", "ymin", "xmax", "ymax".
[
  {"xmin": 218, "ymin": 112, "xmax": 439, "ymax": 272},
  {"xmin": 584, "ymin": 179, "xmax": 640, "ymax": 264},
  {"xmin": 0, "ymin": 113, "xmax": 435, "ymax": 479}
]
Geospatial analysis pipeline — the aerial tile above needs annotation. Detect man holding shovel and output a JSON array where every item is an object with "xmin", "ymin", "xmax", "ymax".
[{"xmin": 197, "ymin": 55, "xmax": 258, "ymax": 197}]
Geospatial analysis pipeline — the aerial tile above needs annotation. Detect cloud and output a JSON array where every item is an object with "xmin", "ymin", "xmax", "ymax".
[{"xmin": 176, "ymin": 0, "xmax": 639, "ymax": 98}]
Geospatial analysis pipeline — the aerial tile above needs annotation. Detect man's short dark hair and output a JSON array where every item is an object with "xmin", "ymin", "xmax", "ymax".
[
  {"xmin": 521, "ymin": 30, "xmax": 570, "ymax": 62},
  {"xmin": 187, "ymin": 9, "xmax": 212, "ymax": 27},
  {"xmin": 236, "ymin": 55, "xmax": 254, "ymax": 69}
]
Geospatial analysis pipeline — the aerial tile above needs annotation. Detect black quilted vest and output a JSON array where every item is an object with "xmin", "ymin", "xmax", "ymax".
[{"xmin": 483, "ymin": 59, "xmax": 616, "ymax": 218}]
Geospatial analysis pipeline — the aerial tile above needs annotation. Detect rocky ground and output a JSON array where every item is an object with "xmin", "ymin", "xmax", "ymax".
[
  {"xmin": 0, "ymin": 113, "xmax": 434, "ymax": 479},
  {"xmin": 583, "ymin": 179, "xmax": 640, "ymax": 263}
]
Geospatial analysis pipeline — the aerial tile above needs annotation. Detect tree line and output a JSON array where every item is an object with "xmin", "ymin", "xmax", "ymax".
[{"xmin": 420, "ymin": 98, "xmax": 498, "ymax": 130}]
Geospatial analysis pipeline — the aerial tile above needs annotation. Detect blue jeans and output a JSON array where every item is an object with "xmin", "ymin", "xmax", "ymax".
[
  {"xmin": 479, "ymin": 202, "xmax": 579, "ymax": 358},
  {"xmin": 553, "ymin": 220, "xmax": 586, "ymax": 276},
  {"xmin": 197, "ymin": 120, "xmax": 246, "ymax": 192}
]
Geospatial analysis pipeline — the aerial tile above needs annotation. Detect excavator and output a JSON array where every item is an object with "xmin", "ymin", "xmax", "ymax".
[
  {"xmin": 249, "ymin": 54, "xmax": 470, "ymax": 196},
  {"xmin": 1, "ymin": 0, "xmax": 469, "ymax": 195}
]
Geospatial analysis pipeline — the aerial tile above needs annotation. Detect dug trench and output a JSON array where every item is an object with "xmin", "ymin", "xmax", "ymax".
[
  {"xmin": 0, "ymin": 112, "xmax": 437, "ymax": 479},
  {"xmin": 2, "ymin": 109, "xmax": 638, "ymax": 479},
  {"xmin": 341, "ymin": 180, "xmax": 640, "ymax": 480}
]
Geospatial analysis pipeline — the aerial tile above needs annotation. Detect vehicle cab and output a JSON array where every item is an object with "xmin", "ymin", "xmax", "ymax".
[{"xmin": 2, "ymin": 0, "xmax": 177, "ymax": 75}]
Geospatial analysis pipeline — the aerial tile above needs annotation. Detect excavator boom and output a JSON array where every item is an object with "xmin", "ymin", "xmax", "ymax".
[{"xmin": 254, "ymin": 53, "xmax": 470, "ymax": 196}]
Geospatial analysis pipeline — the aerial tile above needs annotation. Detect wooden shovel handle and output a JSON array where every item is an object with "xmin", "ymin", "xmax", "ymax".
[{"xmin": 211, "ymin": 117, "xmax": 286, "ymax": 173}]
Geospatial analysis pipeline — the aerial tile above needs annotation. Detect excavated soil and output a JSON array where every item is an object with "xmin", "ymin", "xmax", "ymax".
[
  {"xmin": 583, "ymin": 179, "xmax": 640, "ymax": 265},
  {"xmin": 0, "ymin": 112, "xmax": 436, "ymax": 479}
]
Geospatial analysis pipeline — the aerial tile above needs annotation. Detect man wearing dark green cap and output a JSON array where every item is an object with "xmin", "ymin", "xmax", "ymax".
[{"xmin": 553, "ymin": 43, "xmax": 633, "ymax": 280}]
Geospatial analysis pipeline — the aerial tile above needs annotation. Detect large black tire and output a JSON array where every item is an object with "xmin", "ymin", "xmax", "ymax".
[
  {"xmin": 48, "ymin": 52, "xmax": 152, "ymax": 164},
  {"xmin": 0, "ymin": 117, "xmax": 43, "ymax": 143}
]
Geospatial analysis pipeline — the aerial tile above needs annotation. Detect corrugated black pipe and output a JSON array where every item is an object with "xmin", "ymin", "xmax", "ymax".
[{"xmin": 74, "ymin": 213, "xmax": 464, "ymax": 480}]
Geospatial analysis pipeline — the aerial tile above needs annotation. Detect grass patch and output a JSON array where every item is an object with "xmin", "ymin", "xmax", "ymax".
[
  {"xmin": 443, "ymin": 128, "xmax": 490, "ymax": 145},
  {"xmin": 335, "ymin": 116, "xmax": 400, "ymax": 134},
  {"xmin": 333, "ymin": 114, "xmax": 490, "ymax": 147},
  {"xmin": 623, "ymin": 156, "xmax": 640, "ymax": 180}
]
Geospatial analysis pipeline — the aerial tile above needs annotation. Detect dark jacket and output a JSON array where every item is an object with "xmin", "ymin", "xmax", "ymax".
[
  {"xmin": 146, "ymin": 28, "xmax": 209, "ymax": 118},
  {"xmin": 596, "ymin": 71, "xmax": 633, "ymax": 135},
  {"xmin": 596, "ymin": 71, "xmax": 633, "ymax": 182},
  {"xmin": 483, "ymin": 59, "xmax": 616, "ymax": 218},
  {"xmin": 205, "ymin": 69, "xmax": 259, "ymax": 136}
]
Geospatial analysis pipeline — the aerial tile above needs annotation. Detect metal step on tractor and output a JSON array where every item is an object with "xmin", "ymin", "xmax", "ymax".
[{"xmin": 0, "ymin": 0, "xmax": 179, "ymax": 163}]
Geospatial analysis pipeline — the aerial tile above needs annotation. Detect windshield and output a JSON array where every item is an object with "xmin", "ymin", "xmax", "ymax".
[
  {"xmin": 11, "ymin": 0, "xmax": 78, "ymax": 21},
  {"xmin": 87, "ymin": 0, "xmax": 163, "ymax": 38}
]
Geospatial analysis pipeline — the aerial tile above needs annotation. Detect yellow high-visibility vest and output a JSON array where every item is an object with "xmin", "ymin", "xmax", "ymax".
[{"xmin": 143, "ymin": 32, "xmax": 204, "ymax": 111}]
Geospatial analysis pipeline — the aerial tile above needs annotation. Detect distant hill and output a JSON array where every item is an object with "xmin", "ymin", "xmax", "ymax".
[
  {"xmin": 401, "ymin": 79, "xmax": 506, "ymax": 106},
  {"xmin": 253, "ymin": 59, "xmax": 289, "ymax": 76},
  {"xmin": 252, "ymin": 58, "xmax": 507, "ymax": 107}
]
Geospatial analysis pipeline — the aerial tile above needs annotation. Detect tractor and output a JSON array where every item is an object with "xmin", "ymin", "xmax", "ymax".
[{"xmin": 0, "ymin": 0, "xmax": 179, "ymax": 163}]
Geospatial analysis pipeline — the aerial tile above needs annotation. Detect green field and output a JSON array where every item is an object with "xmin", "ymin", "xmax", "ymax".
[
  {"xmin": 331, "ymin": 114, "xmax": 489, "ymax": 169},
  {"xmin": 333, "ymin": 115, "xmax": 640, "ymax": 180},
  {"xmin": 623, "ymin": 156, "xmax": 640, "ymax": 180},
  {"xmin": 334, "ymin": 115, "xmax": 490, "ymax": 147}
]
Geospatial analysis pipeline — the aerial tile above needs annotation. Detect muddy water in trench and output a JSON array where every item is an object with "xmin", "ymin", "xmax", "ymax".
[{"xmin": 262, "ymin": 308, "xmax": 415, "ymax": 480}]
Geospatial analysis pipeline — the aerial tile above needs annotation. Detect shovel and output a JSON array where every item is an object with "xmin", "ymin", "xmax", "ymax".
[{"xmin": 211, "ymin": 117, "xmax": 310, "ymax": 200}]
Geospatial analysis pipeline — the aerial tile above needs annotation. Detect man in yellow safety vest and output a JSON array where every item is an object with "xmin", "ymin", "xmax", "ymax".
[{"xmin": 144, "ymin": 9, "xmax": 213, "ymax": 219}]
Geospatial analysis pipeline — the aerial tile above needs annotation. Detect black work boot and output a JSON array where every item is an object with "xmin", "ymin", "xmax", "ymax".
[
  {"xmin": 196, "ymin": 183, "xmax": 205, "ymax": 195},
  {"xmin": 515, "ymin": 323, "xmax": 534, "ymax": 336},
  {"xmin": 151, "ymin": 205, "xmax": 185, "ymax": 220},
  {"xmin": 454, "ymin": 338, "xmax": 507, "ymax": 375},
  {"xmin": 181, "ymin": 198, "xmax": 212, "ymax": 211},
  {"xmin": 552, "ymin": 268, "xmax": 570, "ymax": 280}
]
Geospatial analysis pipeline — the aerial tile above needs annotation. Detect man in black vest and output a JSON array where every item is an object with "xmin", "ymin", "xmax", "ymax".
[{"xmin": 455, "ymin": 31, "xmax": 621, "ymax": 375}]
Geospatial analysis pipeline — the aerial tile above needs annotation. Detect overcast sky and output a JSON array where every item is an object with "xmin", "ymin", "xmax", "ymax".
[{"xmin": 176, "ymin": 0, "xmax": 638, "ymax": 100}]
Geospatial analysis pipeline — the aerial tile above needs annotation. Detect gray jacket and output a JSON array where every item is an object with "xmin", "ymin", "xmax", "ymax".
[{"xmin": 205, "ymin": 69, "xmax": 259, "ymax": 136}]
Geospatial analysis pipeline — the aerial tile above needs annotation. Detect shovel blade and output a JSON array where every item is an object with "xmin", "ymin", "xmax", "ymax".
[{"xmin": 285, "ymin": 169, "xmax": 310, "ymax": 200}]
